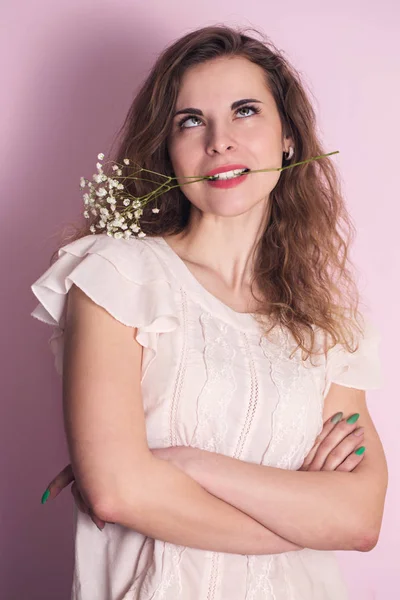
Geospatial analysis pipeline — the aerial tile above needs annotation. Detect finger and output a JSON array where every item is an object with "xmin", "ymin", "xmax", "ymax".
[
  {"xmin": 71, "ymin": 482, "xmax": 90, "ymax": 515},
  {"xmin": 301, "ymin": 412, "xmax": 344, "ymax": 468},
  {"xmin": 88, "ymin": 508, "xmax": 106, "ymax": 532},
  {"xmin": 307, "ymin": 419, "xmax": 363, "ymax": 471},
  {"xmin": 71, "ymin": 483, "xmax": 106, "ymax": 531},
  {"xmin": 321, "ymin": 429, "xmax": 365, "ymax": 471},
  {"xmin": 46, "ymin": 464, "xmax": 75, "ymax": 500},
  {"xmin": 335, "ymin": 447, "xmax": 366, "ymax": 472}
]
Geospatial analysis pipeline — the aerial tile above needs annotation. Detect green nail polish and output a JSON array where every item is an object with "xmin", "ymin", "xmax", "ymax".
[
  {"xmin": 41, "ymin": 489, "xmax": 50, "ymax": 505},
  {"xmin": 331, "ymin": 412, "xmax": 343, "ymax": 424},
  {"xmin": 346, "ymin": 413, "xmax": 360, "ymax": 424},
  {"xmin": 355, "ymin": 446, "xmax": 365, "ymax": 455}
]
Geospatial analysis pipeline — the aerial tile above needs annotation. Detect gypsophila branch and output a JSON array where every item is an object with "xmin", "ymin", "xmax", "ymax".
[{"xmin": 79, "ymin": 151, "xmax": 339, "ymax": 239}]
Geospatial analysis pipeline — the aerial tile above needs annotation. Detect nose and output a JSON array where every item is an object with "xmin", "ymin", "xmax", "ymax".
[
  {"xmin": 210, "ymin": 144, "xmax": 234, "ymax": 154},
  {"xmin": 205, "ymin": 124, "xmax": 236, "ymax": 155}
]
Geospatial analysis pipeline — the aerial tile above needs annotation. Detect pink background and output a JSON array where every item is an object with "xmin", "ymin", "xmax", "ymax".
[{"xmin": 1, "ymin": 1, "xmax": 398, "ymax": 598}]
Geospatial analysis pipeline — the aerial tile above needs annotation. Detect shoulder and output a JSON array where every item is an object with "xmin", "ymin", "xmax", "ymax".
[
  {"xmin": 31, "ymin": 232, "xmax": 180, "ymax": 375},
  {"xmin": 56, "ymin": 232, "xmax": 170, "ymax": 282},
  {"xmin": 321, "ymin": 313, "xmax": 383, "ymax": 398}
]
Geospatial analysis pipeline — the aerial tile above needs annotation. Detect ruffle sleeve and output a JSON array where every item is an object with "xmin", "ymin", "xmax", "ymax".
[
  {"xmin": 30, "ymin": 233, "xmax": 180, "ymax": 377},
  {"xmin": 323, "ymin": 314, "xmax": 383, "ymax": 399}
]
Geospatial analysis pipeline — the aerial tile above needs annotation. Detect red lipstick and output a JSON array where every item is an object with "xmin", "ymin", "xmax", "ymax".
[
  {"xmin": 205, "ymin": 163, "xmax": 250, "ymax": 189},
  {"xmin": 205, "ymin": 163, "xmax": 249, "ymax": 177}
]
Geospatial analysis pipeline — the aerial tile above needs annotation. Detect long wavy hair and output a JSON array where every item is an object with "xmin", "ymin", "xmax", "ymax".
[{"xmin": 50, "ymin": 24, "xmax": 368, "ymax": 361}]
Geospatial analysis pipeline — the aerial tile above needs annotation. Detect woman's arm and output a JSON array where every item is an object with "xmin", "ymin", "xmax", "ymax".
[
  {"xmin": 63, "ymin": 285, "xmax": 301, "ymax": 556},
  {"xmin": 103, "ymin": 453, "xmax": 303, "ymax": 556},
  {"xmin": 165, "ymin": 385, "xmax": 388, "ymax": 552}
]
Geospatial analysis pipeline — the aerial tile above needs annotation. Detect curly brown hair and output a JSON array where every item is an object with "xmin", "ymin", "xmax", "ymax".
[{"xmin": 50, "ymin": 24, "xmax": 369, "ymax": 362}]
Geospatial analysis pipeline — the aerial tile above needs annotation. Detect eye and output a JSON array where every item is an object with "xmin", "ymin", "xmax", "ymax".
[
  {"xmin": 177, "ymin": 104, "xmax": 261, "ymax": 129},
  {"xmin": 236, "ymin": 105, "xmax": 261, "ymax": 118},
  {"xmin": 178, "ymin": 115, "xmax": 202, "ymax": 129}
]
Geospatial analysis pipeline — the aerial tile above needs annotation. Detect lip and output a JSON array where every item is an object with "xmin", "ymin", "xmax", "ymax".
[
  {"xmin": 206, "ymin": 171, "xmax": 249, "ymax": 189},
  {"xmin": 205, "ymin": 163, "xmax": 249, "ymax": 177}
]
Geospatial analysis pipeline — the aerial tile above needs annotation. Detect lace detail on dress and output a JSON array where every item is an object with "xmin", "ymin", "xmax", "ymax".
[
  {"xmin": 189, "ymin": 312, "xmax": 237, "ymax": 453},
  {"xmin": 245, "ymin": 554, "xmax": 297, "ymax": 600},
  {"xmin": 280, "ymin": 553, "xmax": 296, "ymax": 599},
  {"xmin": 146, "ymin": 544, "xmax": 186, "ymax": 600},
  {"xmin": 168, "ymin": 289, "xmax": 189, "ymax": 447},
  {"xmin": 258, "ymin": 327, "xmax": 310, "ymax": 470},
  {"xmin": 207, "ymin": 553, "xmax": 223, "ymax": 600},
  {"xmin": 233, "ymin": 332, "xmax": 260, "ymax": 459},
  {"xmin": 245, "ymin": 555, "xmax": 276, "ymax": 600}
]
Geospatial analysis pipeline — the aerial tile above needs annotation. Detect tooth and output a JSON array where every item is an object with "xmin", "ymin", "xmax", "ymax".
[{"xmin": 212, "ymin": 168, "xmax": 247, "ymax": 180}]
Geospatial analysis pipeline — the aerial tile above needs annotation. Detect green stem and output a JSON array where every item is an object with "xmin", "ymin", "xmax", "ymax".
[{"xmin": 91, "ymin": 150, "xmax": 340, "ymax": 216}]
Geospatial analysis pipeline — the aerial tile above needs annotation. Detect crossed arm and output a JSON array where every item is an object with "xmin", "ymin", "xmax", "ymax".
[
  {"xmin": 63, "ymin": 287, "xmax": 388, "ymax": 556},
  {"xmin": 87, "ymin": 386, "xmax": 387, "ymax": 555},
  {"xmin": 155, "ymin": 384, "xmax": 388, "ymax": 552},
  {"xmin": 95, "ymin": 384, "xmax": 387, "ymax": 554}
]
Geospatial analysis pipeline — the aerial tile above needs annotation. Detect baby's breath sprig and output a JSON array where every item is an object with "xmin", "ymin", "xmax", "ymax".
[{"xmin": 80, "ymin": 150, "xmax": 339, "ymax": 239}]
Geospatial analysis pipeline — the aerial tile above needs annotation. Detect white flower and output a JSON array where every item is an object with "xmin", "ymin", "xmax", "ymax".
[
  {"xmin": 123, "ymin": 199, "xmax": 130, "ymax": 206},
  {"xmin": 117, "ymin": 183, "xmax": 124, "ymax": 190},
  {"xmin": 114, "ymin": 232, "xmax": 123, "ymax": 239},
  {"xmin": 96, "ymin": 187, "xmax": 107, "ymax": 197},
  {"xmin": 117, "ymin": 169, "xmax": 122, "ymax": 176},
  {"xmin": 80, "ymin": 177, "xmax": 86, "ymax": 188},
  {"xmin": 123, "ymin": 158, "xmax": 130, "ymax": 165},
  {"xmin": 130, "ymin": 223, "xmax": 140, "ymax": 232},
  {"xmin": 134, "ymin": 209, "xmax": 143, "ymax": 219},
  {"xmin": 138, "ymin": 231, "xmax": 146, "ymax": 238},
  {"xmin": 90, "ymin": 225, "xmax": 96, "ymax": 233},
  {"xmin": 96, "ymin": 162, "xmax": 103, "ymax": 171},
  {"xmin": 97, "ymin": 153, "xmax": 105, "ymax": 160},
  {"xmin": 152, "ymin": 207, "xmax": 160, "ymax": 213},
  {"xmin": 83, "ymin": 210, "xmax": 89, "ymax": 218},
  {"xmin": 112, "ymin": 165, "xmax": 119, "ymax": 171},
  {"xmin": 93, "ymin": 174, "xmax": 103, "ymax": 184},
  {"xmin": 124, "ymin": 230, "xmax": 132, "ymax": 239},
  {"xmin": 98, "ymin": 220, "xmax": 106, "ymax": 228}
]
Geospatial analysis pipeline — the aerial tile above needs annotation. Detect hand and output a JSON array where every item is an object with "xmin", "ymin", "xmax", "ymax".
[
  {"xmin": 41, "ymin": 446, "xmax": 197, "ymax": 531},
  {"xmin": 299, "ymin": 413, "xmax": 365, "ymax": 472},
  {"xmin": 41, "ymin": 464, "xmax": 110, "ymax": 531}
]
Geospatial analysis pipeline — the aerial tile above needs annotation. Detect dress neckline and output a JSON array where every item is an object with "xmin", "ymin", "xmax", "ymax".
[{"xmin": 143, "ymin": 235, "xmax": 264, "ymax": 333}]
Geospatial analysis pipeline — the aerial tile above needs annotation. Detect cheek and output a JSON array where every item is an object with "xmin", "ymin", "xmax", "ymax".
[{"xmin": 169, "ymin": 137, "xmax": 202, "ymax": 174}]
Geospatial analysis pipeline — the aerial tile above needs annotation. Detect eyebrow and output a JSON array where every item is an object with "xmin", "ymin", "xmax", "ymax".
[{"xmin": 173, "ymin": 98, "xmax": 263, "ymax": 118}]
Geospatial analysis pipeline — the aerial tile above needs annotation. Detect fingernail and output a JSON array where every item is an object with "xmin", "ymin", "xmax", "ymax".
[
  {"xmin": 41, "ymin": 489, "xmax": 50, "ymax": 505},
  {"xmin": 331, "ymin": 412, "xmax": 343, "ymax": 424},
  {"xmin": 346, "ymin": 413, "xmax": 360, "ymax": 424},
  {"xmin": 355, "ymin": 446, "xmax": 365, "ymax": 455},
  {"xmin": 96, "ymin": 524, "xmax": 104, "ymax": 532},
  {"xmin": 353, "ymin": 427, "xmax": 364, "ymax": 436}
]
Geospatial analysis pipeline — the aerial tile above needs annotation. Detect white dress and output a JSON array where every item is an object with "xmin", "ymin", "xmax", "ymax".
[{"xmin": 30, "ymin": 232, "xmax": 383, "ymax": 600}]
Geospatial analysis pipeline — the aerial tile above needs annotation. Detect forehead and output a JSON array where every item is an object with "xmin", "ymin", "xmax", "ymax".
[{"xmin": 175, "ymin": 56, "xmax": 273, "ymax": 106}]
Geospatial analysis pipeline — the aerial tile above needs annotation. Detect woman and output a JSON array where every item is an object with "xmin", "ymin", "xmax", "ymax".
[{"xmin": 31, "ymin": 25, "xmax": 387, "ymax": 600}]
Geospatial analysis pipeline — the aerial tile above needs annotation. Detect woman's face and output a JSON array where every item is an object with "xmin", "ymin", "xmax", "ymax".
[{"xmin": 166, "ymin": 55, "xmax": 292, "ymax": 220}]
